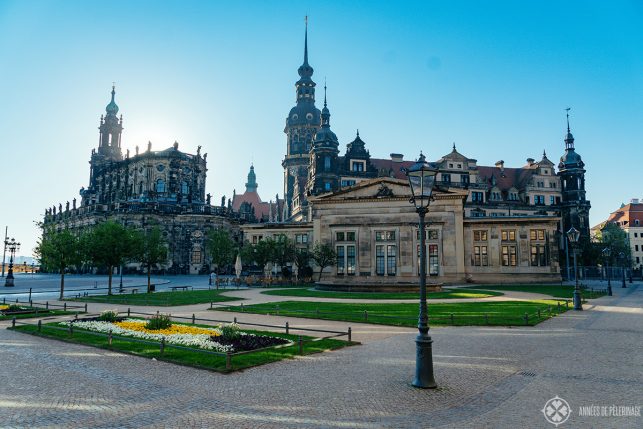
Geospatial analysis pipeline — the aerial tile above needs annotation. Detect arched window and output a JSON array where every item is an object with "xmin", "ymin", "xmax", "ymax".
[
  {"xmin": 181, "ymin": 181, "xmax": 189, "ymax": 195},
  {"xmin": 156, "ymin": 179, "xmax": 165, "ymax": 193}
]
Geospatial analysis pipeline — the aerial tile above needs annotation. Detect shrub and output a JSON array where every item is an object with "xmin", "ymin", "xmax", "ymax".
[
  {"xmin": 145, "ymin": 313, "xmax": 172, "ymax": 330},
  {"xmin": 7, "ymin": 304, "xmax": 23, "ymax": 311},
  {"xmin": 219, "ymin": 322, "xmax": 241, "ymax": 340},
  {"xmin": 98, "ymin": 309, "xmax": 119, "ymax": 322}
]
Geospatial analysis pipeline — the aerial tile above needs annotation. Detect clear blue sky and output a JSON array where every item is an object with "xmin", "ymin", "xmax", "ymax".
[{"xmin": 1, "ymin": 0, "xmax": 642, "ymax": 257}]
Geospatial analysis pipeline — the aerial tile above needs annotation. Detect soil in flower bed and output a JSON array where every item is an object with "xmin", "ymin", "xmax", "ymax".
[{"xmin": 212, "ymin": 334, "xmax": 289, "ymax": 352}]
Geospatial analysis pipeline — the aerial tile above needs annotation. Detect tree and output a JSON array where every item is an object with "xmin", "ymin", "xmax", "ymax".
[
  {"xmin": 207, "ymin": 228, "xmax": 236, "ymax": 273},
  {"xmin": 134, "ymin": 227, "xmax": 168, "ymax": 293},
  {"xmin": 35, "ymin": 227, "xmax": 82, "ymax": 300},
  {"xmin": 294, "ymin": 248, "xmax": 313, "ymax": 280},
  {"xmin": 255, "ymin": 238, "xmax": 277, "ymax": 269},
  {"xmin": 311, "ymin": 241, "xmax": 337, "ymax": 281},
  {"xmin": 596, "ymin": 223, "xmax": 632, "ymax": 266},
  {"xmin": 273, "ymin": 235, "xmax": 296, "ymax": 273},
  {"xmin": 85, "ymin": 221, "xmax": 138, "ymax": 295}
]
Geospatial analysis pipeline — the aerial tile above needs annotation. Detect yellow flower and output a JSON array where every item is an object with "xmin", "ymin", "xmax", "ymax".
[
  {"xmin": 114, "ymin": 320, "xmax": 221, "ymax": 337},
  {"xmin": 0, "ymin": 305, "xmax": 8, "ymax": 311}
]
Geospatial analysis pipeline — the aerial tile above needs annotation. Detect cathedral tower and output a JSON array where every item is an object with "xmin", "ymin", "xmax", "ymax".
[
  {"xmin": 97, "ymin": 85, "xmax": 123, "ymax": 161},
  {"xmin": 282, "ymin": 18, "xmax": 321, "ymax": 218}
]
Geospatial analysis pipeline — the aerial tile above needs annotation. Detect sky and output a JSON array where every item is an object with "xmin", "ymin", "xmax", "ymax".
[{"xmin": 0, "ymin": 0, "xmax": 642, "ymax": 258}]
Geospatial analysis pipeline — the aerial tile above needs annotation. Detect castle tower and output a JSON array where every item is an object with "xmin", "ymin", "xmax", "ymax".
[
  {"xmin": 307, "ymin": 84, "xmax": 340, "ymax": 196},
  {"xmin": 97, "ymin": 85, "xmax": 123, "ymax": 161},
  {"xmin": 282, "ymin": 18, "xmax": 321, "ymax": 217},
  {"xmin": 558, "ymin": 109, "xmax": 591, "ymax": 238}
]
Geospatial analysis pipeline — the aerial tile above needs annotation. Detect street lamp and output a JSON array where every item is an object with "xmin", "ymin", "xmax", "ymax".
[
  {"xmin": 566, "ymin": 227, "xmax": 582, "ymax": 311},
  {"xmin": 404, "ymin": 152, "xmax": 438, "ymax": 389},
  {"xmin": 602, "ymin": 247, "xmax": 612, "ymax": 296},
  {"xmin": 4, "ymin": 238, "xmax": 20, "ymax": 287},
  {"xmin": 619, "ymin": 252, "xmax": 626, "ymax": 288}
]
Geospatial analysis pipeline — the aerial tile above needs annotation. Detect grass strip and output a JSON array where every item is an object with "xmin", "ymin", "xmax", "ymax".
[
  {"xmin": 462, "ymin": 284, "xmax": 607, "ymax": 299},
  {"xmin": 218, "ymin": 300, "xmax": 570, "ymax": 327},
  {"xmin": 11, "ymin": 322, "xmax": 353, "ymax": 373},
  {"xmin": 0, "ymin": 310, "xmax": 77, "ymax": 321},
  {"xmin": 261, "ymin": 288, "xmax": 502, "ymax": 300},
  {"xmin": 69, "ymin": 289, "xmax": 242, "ymax": 306}
]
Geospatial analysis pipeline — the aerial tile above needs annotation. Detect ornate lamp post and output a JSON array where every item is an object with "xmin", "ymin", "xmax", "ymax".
[
  {"xmin": 602, "ymin": 247, "xmax": 612, "ymax": 296},
  {"xmin": 566, "ymin": 227, "xmax": 582, "ymax": 311},
  {"xmin": 404, "ymin": 152, "xmax": 438, "ymax": 389},
  {"xmin": 4, "ymin": 238, "xmax": 20, "ymax": 287},
  {"xmin": 619, "ymin": 252, "xmax": 626, "ymax": 288}
]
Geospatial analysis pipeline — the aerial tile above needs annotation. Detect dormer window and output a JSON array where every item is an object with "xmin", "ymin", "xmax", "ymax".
[
  {"xmin": 350, "ymin": 160, "xmax": 365, "ymax": 172},
  {"xmin": 449, "ymin": 163, "xmax": 454, "ymax": 168}
]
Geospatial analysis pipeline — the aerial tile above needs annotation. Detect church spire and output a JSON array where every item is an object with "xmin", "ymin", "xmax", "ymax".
[
  {"xmin": 245, "ymin": 164, "xmax": 258, "ymax": 193},
  {"xmin": 303, "ymin": 15, "xmax": 309, "ymax": 65},
  {"xmin": 564, "ymin": 107, "xmax": 575, "ymax": 150}
]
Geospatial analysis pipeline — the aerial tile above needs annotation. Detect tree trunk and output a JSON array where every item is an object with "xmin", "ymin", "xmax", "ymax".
[
  {"xmin": 59, "ymin": 268, "xmax": 65, "ymax": 300},
  {"xmin": 147, "ymin": 264, "xmax": 152, "ymax": 293},
  {"xmin": 108, "ymin": 266, "xmax": 113, "ymax": 295},
  {"xmin": 318, "ymin": 266, "xmax": 324, "ymax": 282}
]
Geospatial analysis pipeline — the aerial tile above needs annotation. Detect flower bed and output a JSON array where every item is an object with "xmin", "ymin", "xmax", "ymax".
[{"xmin": 61, "ymin": 318, "xmax": 290, "ymax": 353}]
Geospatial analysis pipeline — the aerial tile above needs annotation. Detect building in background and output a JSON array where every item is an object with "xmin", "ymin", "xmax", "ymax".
[{"xmin": 592, "ymin": 199, "xmax": 643, "ymax": 271}]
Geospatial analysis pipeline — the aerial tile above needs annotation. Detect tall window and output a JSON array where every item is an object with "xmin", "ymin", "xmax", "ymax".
[
  {"xmin": 501, "ymin": 245, "xmax": 517, "ymax": 266},
  {"xmin": 501, "ymin": 230, "xmax": 516, "ymax": 241},
  {"xmin": 473, "ymin": 230, "xmax": 489, "ymax": 266},
  {"xmin": 416, "ymin": 230, "xmax": 439, "ymax": 276},
  {"xmin": 530, "ymin": 229, "xmax": 548, "ymax": 266},
  {"xmin": 471, "ymin": 192, "xmax": 484, "ymax": 202},
  {"xmin": 461, "ymin": 174, "xmax": 470, "ymax": 185},
  {"xmin": 181, "ymin": 181, "xmax": 189, "ymax": 194},
  {"xmin": 442, "ymin": 173, "xmax": 451, "ymax": 184},
  {"xmin": 351, "ymin": 161, "xmax": 365, "ymax": 172},
  {"xmin": 324, "ymin": 156, "xmax": 331, "ymax": 171},
  {"xmin": 534, "ymin": 195, "xmax": 545, "ymax": 205},
  {"xmin": 375, "ymin": 231, "xmax": 396, "ymax": 276},
  {"xmin": 336, "ymin": 231, "xmax": 356, "ymax": 276},
  {"xmin": 156, "ymin": 179, "xmax": 165, "ymax": 193},
  {"xmin": 191, "ymin": 248, "xmax": 202, "ymax": 264}
]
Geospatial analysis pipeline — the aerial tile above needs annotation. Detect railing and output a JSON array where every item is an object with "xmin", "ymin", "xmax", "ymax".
[{"xmin": 8, "ymin": 310, "xmax": 353, "ymax": 371}]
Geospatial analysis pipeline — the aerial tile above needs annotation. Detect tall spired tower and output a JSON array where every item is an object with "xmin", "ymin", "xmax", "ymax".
[{"xmin": 282, "ymin": 18, "xmax": 321, "ymax": 218}]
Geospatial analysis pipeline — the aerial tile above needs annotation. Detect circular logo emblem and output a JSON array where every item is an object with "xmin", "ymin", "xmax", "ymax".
[{"xmin": 542, "ymin": 396, "xmax": 571, "ymax": 426}]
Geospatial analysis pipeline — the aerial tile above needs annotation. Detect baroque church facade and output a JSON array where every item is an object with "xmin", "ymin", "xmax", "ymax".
[
  {"xmin": 243, "ymin": 23, "xmax": 591, "ymax": 285},
  {"xmin": 43, "ymin": 87, "xmax": 240, "ymax": 275}
]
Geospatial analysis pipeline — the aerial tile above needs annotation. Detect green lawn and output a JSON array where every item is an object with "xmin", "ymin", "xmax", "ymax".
[
  {"xmin": 218, "ymin": 300, "xmax": 569, "ymax": 326},
  {"xmin": 70, "ymin": 289, "xmax": 242, "ymax": 306},
  {"xmin": 0, "ymin": 309, "xmax": 77, "ymax": 321},
  {"xmin": 462, "ymin": 284, "xmax": 607, "ymax": 299},
  {"xmin": 261, "ymin": 288, "xmax": 503, "ymax": 300},
  {"xmin": 12, "ymin": 322, "xmax": 353, "ymax": 372}
]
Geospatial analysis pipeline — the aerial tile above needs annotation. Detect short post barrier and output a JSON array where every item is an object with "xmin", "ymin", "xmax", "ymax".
[
  {"xmin": 29, "ymin": 288, "xmax": 32, "ymax": 302},
  {"xmin": 12, "ymin": 317, "xmax": 16, "ymax": 328},
  {"xmin": 537, "ymin": 309, "xmax": 541, "ymax": 319},
  {"xmin": 46, "ymin": 301, "xmax": 49, "ymax": 309},
  {"xmin": 548, "ymin": 306, "xmax": 552, "ymax": 316},
  {"xmin": 108, "ymin": 330, "xmax": 113, "ymax": 347},
  {"xmin": 127, "ymin": 308, "xmax": 131, "ymax": 317},
  {"xmin": 225, "ymin": 352, "xmax": 232, "ymax": 370},
  {"xmin": 364, "ymin": 310, "xmax": 368, "ymax": 321},
  {"xmin": 298, "ymin": 336, "xmax": 303, "ymax": 354},
  {"xmin": 524, "ymin": 313, "xmax": 529, "ymax": 326},
  {"xmin": 276, "ymin": 304, "xmax": 280, "ymax": 316},
  {"xmin": 557, "ymin": 302, "xmax": 561, "ymax": 313},
  {"xmin": 160, "ymin": 338, "xmax": 165, "ymax": 355},
  {"xmin": 210, "ymin": 301, "xmax": 213, "ymax": 309},
  {"xmin": 348, "ymin": 327, "xmax": 352, "ymax": 342},
  {"xmin": 450, "ymin": 313, "xmax": 455, "ymax": 324},
  {"xmin": 38, "ymin": 320, "xmax": 42, "ymax": 332},
  {"xmin": 484, "ymin": 313, "xmax": 489, "ymax": 324},
  {"xmin": 285, "ymin": 321, "xmax": 289, "ymax": 335},
  {"xmin": 84, "ymin": 303, "xmax": 88, "ymax": 313},
  {"xmin": 233, "ymin": 317, "xmax": 237, "ymax": 324},
  {"xmin": 192, "ymin": 314, "xmax": 196, "ymax": 325},
  {"xmin": 75, "ymin": 312, "xmax": 78, "ymax": 320},
  {"xmin": 68, "ymin": 323, "xmax": 74, "ymax": 336},
  {"xmin": 241, "ymin": 303, "xmax": 244, "ymax": 312},
  {"xmin": 565, "ymin": 301, "xmax": 569, "ymax": 309},
  {"xmin": 316, "ymin": 308, "xmax": 320, "ymax": 317},
  {"xmin": 63, "ymin": 303, "xmax": 67, "ymax": 311}
]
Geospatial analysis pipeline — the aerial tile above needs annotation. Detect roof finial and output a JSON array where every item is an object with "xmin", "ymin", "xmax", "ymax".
[
  {"xmin": 356, "ymin": 129, "xmax": 359, "ymax": 137},
  {"xmin": 565, "ymin": 107, "xmax": 571, "ymax": 133},
  {"xmin": 452, "ymin": 142, "xmax": 456, "ymax": 151},
  {"xmin": 543, "ymin": 149, "xmax": 547, "ymax": 158},
  {"xmin": 323, "ymin": 77, "xmax": 327, "ymax": 108},
  {"xmin": 304, "ymin": 16, "xmax": 309, "ymax": 65}
]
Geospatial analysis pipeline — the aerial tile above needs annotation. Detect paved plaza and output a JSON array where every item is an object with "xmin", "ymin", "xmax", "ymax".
[{"xmin": 0, "ymin": 278, "xmax": 641, "ymax": 428}]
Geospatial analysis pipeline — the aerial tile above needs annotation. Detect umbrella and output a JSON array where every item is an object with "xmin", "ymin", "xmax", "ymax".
[{"xmin": 235, "ymin": 254, "xmax": 242, "ymax": 279}]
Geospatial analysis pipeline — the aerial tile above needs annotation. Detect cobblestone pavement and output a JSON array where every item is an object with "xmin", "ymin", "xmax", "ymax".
[{"xmin": 1, "ymin": 285, "xmax": 641, "ymax": 428}]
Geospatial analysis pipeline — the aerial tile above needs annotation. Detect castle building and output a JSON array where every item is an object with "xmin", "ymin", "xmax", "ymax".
[
  {"xmin": 43, "ymin": 87, "xmax": 239, "ymax": 274},
  {"xmin": 592, "ymin": 200, "xmax": 643, "ymax": 271}
]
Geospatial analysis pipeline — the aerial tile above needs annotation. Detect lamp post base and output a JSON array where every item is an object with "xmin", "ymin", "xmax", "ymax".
[
  {"xmin": 573, "ymin": 289, "xmax": 583, "ymax": 311},
  {"xmin": 607, "ymin": 285, "xmax": 612, "ymax": 296},
  {"xmin": 412, "ymin": 334, "xmax": 437, "ymax": 389}
]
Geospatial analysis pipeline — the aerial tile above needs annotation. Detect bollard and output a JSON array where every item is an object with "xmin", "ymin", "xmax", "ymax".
[
  {"xmin": 450, "ymin": 313, "xmax": 455, "ymax": 324},
  {"xmin": 64, "ymin": 303, "xmax": 67, "ymax": 311},
  {"xmin": 524, "ymin": 313, "xmax": 529, "ymax": 325},
  {"xmin": 29, "ymin": 288, "xmax": 32, "ymax": 302},
  {"xmin": 75, "ymin": 312, "xmax": 78, "ymax": 320},
  {"xmin": 225, "ymin": 352, "xmax": 232, "ymax": 370},
  {"xmin": 46, "ymin": 301, "xmax": 49, "ymax": 309},
  {"xmin": 484, "ymin": 314, "xmax": 489, "ymax": 324},
  {"xmin": 84, "ymin": 303, "xmax": 88, "ymax": 313},
  {"xmin": 12, "ymin": 317, "xmax": 16, "ymax": 328},
  {"xmin": 160, "ymin": 338, "xmax": 165, "ymax": 355},
  {"xmin": 192, "ymin": 314, "xmax": 196, "ymax": 325},
  {"xmin": 537, "ymin": 309, "xmax": 541, "ymax": 319},
  {"xmin": 364, "ymin": 310, "xmax": 368, "ymax": 321},
  {"xmin": 69, "ymin": 323, "xmax": 74, "ymax": 336},
  {"xmin": 348, "ymin": 327, "xmax": 352, "ymax": 342},
  {"xmin": 276, "ymin": 304, "xmax": 280, "ymax": 316},
  {"xmin": 548, "ymin": 306, "xmax": 552, "ymax": 316},
  {"xmin": 285, "ymin": 321, "xmax": 289, "ymax": 335},
  {"xmin": 298, "ymin": 336, "xmax": 303, "ymax": 354},
  {"xmin": 108, "ymin": 330, "xmax": 113, "ymax": 346},
  {"xmin": 210, "ymin": 301, "xmax": 213, "ymax": 309},
  {"xmin": 127, "ymin": 308, "xmax": 131, "ymax": 317},
  {"xmin": 156, "ymin": 310, "xmax": 159, "ymax": 316},
  {"xmin": 38, "ymin": 320, "xmax": 42, "ymax": 332},
  {"xmin": 234, "ymin": 316, "xmax": 237, "ymax": 324},
  {"xmin": 557, "ymin": 302, "xmax": 561, "ymax": 313}
]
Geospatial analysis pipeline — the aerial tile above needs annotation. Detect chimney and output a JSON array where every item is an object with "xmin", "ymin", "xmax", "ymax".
[
  {"xmin": 390, "ymin": 153, "xmax": 404, "ymax": 162},
  {"xmin": 495, "ymin": 160, "xmax": 505, "ymax": 172},
  {"xmin": 526, "ymin": 158, "xmax": 535, "ymax": 166},
  {"xmin": 631, "ymin": 198, "xmax": 640, "ymax": 205}
]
